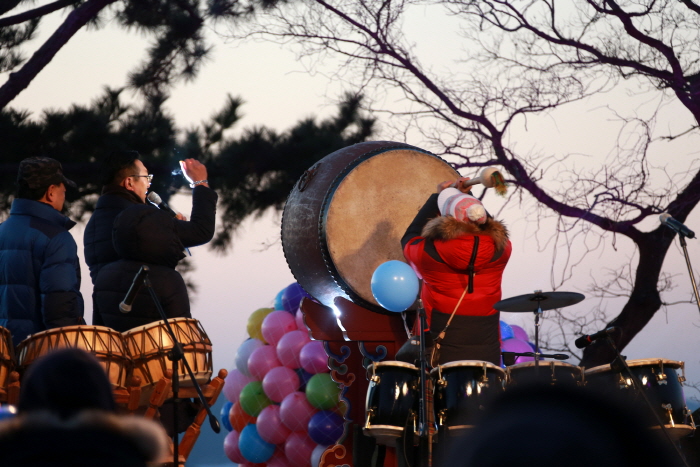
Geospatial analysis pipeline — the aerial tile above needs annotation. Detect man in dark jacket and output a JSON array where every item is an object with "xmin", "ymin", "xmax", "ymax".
[
  {"xmin": 0, "ymin": 157, "xmax": 85, "ymax": 346},
  {"xmin": 83, "ymin": 151, "xmax": 217, "ymax": 324}
]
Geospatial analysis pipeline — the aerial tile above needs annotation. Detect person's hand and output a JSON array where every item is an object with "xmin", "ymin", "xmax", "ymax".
[
  {"xmin": 179, "ymin": 159, "xmax": 209, "ymax": 187},
  {"xmin": 455, "ymin": 177, "xmax": 473, "ymax": 194},
  {"xmin": 175, "ymin": 212, "xmax": 187, "ymax": 221},
  {"xmin": 437, "ymin": 180, "xmax": 455, "ymax": 192}
]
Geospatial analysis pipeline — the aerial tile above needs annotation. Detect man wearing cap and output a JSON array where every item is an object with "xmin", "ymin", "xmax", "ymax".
[
  {"xmin": 401, "ymin": 178, "xmax": 511, "ymax": 366},
  {"xmin": 0, "ymin": 157, "xmax": 85, "ymax": 346}
]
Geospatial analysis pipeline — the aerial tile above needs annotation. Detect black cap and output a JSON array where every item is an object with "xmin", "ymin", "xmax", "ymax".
[{"xmin": 17, "ymin": 156, "xmax": 77, "ymax": 190}]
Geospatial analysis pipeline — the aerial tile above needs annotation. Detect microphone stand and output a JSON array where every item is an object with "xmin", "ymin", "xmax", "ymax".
[
  {"xmin": 677, "ymin": 235, "xmax": 700, "ymax": 316},
  {"xmin": 416, "ymin": 299, "xmax": 433, "ymax": 467},
  {"xmin": 137, "ymin": 268, "xmax": 220, "ymax": 467},
  {"xmin": 602, "ymin": 335, "xmax": 691, "ymax": 467}
]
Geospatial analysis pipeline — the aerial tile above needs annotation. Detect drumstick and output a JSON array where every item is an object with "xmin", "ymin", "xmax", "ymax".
[{"xmin": 460, "ymin": 167, "xmax": 508, "ymax": 196}]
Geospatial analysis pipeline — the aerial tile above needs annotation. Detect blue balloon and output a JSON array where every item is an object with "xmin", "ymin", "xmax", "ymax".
[
  {"xmin": 220, "ymin": 401, "xmax": 233, "ymax": 432},
  {"xmin": 0, "ymin": 405, "xmax": 17, "ymax": 421},
  {"xmin": 371, "ymin": 260, "xmax": 420, "ymax": 312},
  {"xmin": 499, "ymin": 320, "xmax": 514, "ymax": 340},
  {"xmin": 308, "ymin": 410, "xmax": 345, "ymax": 445},
  {"xmin": 282, "ymin": 282, "xmax": 310, "ymax": 313},
  {"xmin": 295, "ymin": 367, "xmax": 313, "ymax": 391},
  {"xmin": 274, "ymin": 288, "xmax": 285, "ymax": 311},
  {"xmin": 239, "ymin": 424, "xmax": 275, "ymax": 463}
]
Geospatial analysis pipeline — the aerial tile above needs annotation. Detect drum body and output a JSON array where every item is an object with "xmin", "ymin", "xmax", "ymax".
[
  {"xmin": 282, "ymin": 141, "xmax": 459, "ymax": 312},
  {"xmin": 507, "ymin": 361, "xmax": 584, "ymax": 387},
  {"xmin": 0, "ymin": 327, "xmax": 15, "ymax": 397},
  {"xmin": 17, "ymin": 325, "xmax": 129, "ymax": 388},
  {"xmin": 432, "ymin": 360, "xmax": 506, "ymax": 435},
  {"xmin": 585, "ymin": 358, "xmax": 694, "ymax": 437},
  {"xmin": 364, "ymin": 361, "xmax": 422, "ymax": 445},
  {"xmin": 122, "ymin": 318, "xmax": 213, "ymax": 389}
]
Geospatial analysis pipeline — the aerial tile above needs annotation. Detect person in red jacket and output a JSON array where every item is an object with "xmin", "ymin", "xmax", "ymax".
[{"xmin": 401, "ymin": 178, "xmax": 511, "ymax": 366}]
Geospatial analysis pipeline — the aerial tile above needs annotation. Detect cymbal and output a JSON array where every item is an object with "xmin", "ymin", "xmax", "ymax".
[{"xmin": 494, "ymin": 291, "xmax": 585, "ymax": 312}]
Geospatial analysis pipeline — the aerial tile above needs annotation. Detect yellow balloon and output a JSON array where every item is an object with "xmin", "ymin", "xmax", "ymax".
[{"xmin": 247, "ymin": 307, "xmax": 273, "ymax": 342}]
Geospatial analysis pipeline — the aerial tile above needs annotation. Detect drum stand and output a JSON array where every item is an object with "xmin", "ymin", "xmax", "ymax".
[
  {"xmin": 138, "ymin": 268, "xmax": 221, "ymax": 467},
  {"xmin": 602, "ymin": 335, "xmax": 692, "ymax": 467},
  {"xmin": 415, "ymin": 300, "xmax": 434, "ymax": 467}
]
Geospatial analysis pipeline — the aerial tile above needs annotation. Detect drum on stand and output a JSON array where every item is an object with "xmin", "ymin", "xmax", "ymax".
[
  {"xmin": 431, "ymin": 360, "xmax": 506, "ymax": 437},
  {"xmin": 16, "ymin": 325, "xmax": 130, "ymax": 389},
  {"xmin": 122, "ymin": 318, "xmax": 213, "ymax": 392},
  {"xmin": 584, "ymin": 358, "xmax": 695, "ymax": 437},
  {"xmin": 282, "ymin": 141, "xmax": 459, "ymax": 312},
  {"xmin": 507, "ymin": 361, "xmax": 584, "ymax": 387},
  {"xmin": 0, "ymin": 327, "xmax": 15, "ymax": 401},
  {"xmin": 364, "ymin": 361, "xmax": 425, "ymax": 445}
]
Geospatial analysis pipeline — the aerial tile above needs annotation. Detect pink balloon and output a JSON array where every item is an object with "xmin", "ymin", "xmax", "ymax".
[
  {"xmin": 223, "ymin": 369, "xmax": 255, "ymax": 403},
  {"xmin": 285, "ymin": 432, "xmax": 315, "ymax": 467},
  {"xmin": 295, "ymin": 308, "xmax": 306, "ymax": 331},
  {"xmin": 267, "ymin": 450, "xmax": 294, "ymax": 467},
  {"xmin": 262, "ymin": 310, "xmax": 298, "ymax": 347},
  {"xmin": 257, "ymin": 404, "xmax": 292, "ymax": 445},
  {"xmin": 501, "ymin": 337, "xmax": 535, "ymax": 363},
  {"xmin": 300, "ymin": 341, "xmax": 328, "ymax": 374},
  {"xmin": 510, "ymin": 324, "xmax": 529, "ymax": 342},
  {"xmin": 277, "ymin": 330, "xmax": 311, "ymax": 369},
  {"xmin": 263, "ymin": 366, "xmax": 300, "ymax": 403},
  {"xmin": 248, "ymin": 345, "xmax": 282, "ymax": 380},
  {"xmin": 280, "ymin": 391, "xmax": 317, "ymax": 432},
  {"xmin": 223, "ymin": 429, "xmax": 245, "ymax": 464}
]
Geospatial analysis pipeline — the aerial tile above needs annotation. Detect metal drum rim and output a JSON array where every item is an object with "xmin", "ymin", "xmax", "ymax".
[
  {"xmin": 431, "ymin": 360, "xmax": 505, "ymax": 375},
  {"xmin": 584, "ymin": 357, "xmax": 683, "ymax": 375},
  {"xmin": 367, "ymin": 360, "xmax": 419, "ymax": 371}
]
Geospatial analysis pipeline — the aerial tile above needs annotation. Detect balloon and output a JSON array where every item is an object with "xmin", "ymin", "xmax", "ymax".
[
  {"xmin": 220, "ymin": 401, "xmax": 233, "ymax": 431},
  {"xmin": 499, "ymin": 320, "xmax": 514, "ymax": 340},
  {"xmin": 280, "ymin": 391, "xmax": 317, "ymax": 432},
  {"xmin": 236, "ymin": 338, "xmax": 265, "ymax": 377},
  {"xmin": 370, "ymin": 260, "xmax": 420, "ymax": 312},
  {"xmin": 511, "ymin": 324, "xmax": 529, "ymax": 342},
  {"xmin": 229, "ymin": 400, "xmax": 256, "ymax": 432},
  {"xmin": 262, "ymin": 310, "xmax": 298, "ymax": 348},
  {"xmin": 501, "ymin": 338, "xmax": 535, "ymax": 363},
  {"xmin": 295, "ymin": 367, "xmax": 313, "ymax": 391},
  {"xmin": 308, "ymin": 410, "xmax": 344, "ymax": 445},
  {"xmin": 295, "ymin": 308, "xmax": 306, "ymax": 331},
  {"xmin": 305, "ymin": 373, "xmax": 340, "ymax": 410},
  {"xmin": 311, "ymin": 444, "xmax": 328, "ymax": 467},
  {"xmin": 239, "ymin": 381, "xmax": 272, "ymax": 417},
  {"xmin": 223, "ymin": 368, "xmax": 255, "ymax": 403},
  {"xmin": 277, "ymin": 329, "xmax": 311, "ymax": 369},
  {"xmin": 223, "ymin": 429, "xmax": 245, "ymax": 463},
  {"xmin": 300, "ymin": 340, "xmax": 328, "ymax": 374},
  {"xmin": 248, "ymin": 344, "xmax": 282, "ymax": 381},
  {"xmin": 239, "ymin": 424, "xmax": 276, "ymax": 464},
  {"xmin": 257, "ymin": 404, "xmax": 292, "ymax": 445},
  {"xmin": 247, "ymin": 307, "xmax": 274, "ymax": 342},
  {"xmin": 263, "ymin": 366, "xmax": 300, "ymax": 403},
  {"xmin": 282, "ymin": 282, "xmax": 310, "ymax": 312},
  {"xmin": 268, "ymin": 454, "xmax": 294, "ymax": 467},
  {"xmin": 274, "ymin": 288, "xmax": 286, "ymax": 311},
  {"xmin": 285, "ymin": 432, "xmax": 315, "ymax": 467}
]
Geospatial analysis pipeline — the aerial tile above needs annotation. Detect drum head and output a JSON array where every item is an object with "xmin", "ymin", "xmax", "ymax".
[{"xmin": 433, "ymin": 360, "xmax": 505, "ymax": 375}]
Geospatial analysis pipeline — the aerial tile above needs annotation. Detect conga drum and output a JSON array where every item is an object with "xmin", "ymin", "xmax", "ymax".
[
  {"xmin": 122, "ymin": 318, "xmax": 213, "ymax": 392},
  {"xmin": 282, "ymin": 141, "xmax": 459, "ymax": 312},
  {"xmin": 16, "ymin": 325, "xmax": 130, "ymax": 389},
  {"xmin": 506, "ymin": 360, "xmax": 584, "ymax": 387},
  {"xmin": 0, "ymin": 327, "xmax": 15, "ymax": 401},
  {"xmin": 584, "ymin": 358, "xmax": 695, "ymax": 437}
]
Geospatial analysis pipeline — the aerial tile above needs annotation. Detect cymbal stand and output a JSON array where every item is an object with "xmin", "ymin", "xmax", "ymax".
[
  {"xmin": 678, "ymin": 235, "xmax": 700, "ymax": 316},
  {"xmin": 531, "ymin": 290, "xmax": 545, "ymax": 369},
  {"xmin": 603, "ymin": 335, "xmax": 691, "ymax": 467}
]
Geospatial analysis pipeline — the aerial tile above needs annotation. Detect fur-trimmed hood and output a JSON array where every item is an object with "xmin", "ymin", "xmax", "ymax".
[
  {"xmin": 421, "ymin": 216, "xmax": 510, "ymax": 253},
  {"xmin": 0, "ymin": 410, "xmax": 169, "ymax": 464}
]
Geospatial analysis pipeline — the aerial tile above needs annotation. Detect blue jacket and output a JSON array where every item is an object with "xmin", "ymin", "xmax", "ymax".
[{"xmin": 0, "ymin": 199, "xmax": 85, "ymax": 346}]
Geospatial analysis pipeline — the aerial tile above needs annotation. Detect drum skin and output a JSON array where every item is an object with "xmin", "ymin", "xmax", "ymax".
[
  {"xmin": 507, "ymin": 361, "xmax": 584, "ymax": 387},
  {"xmin": 282, "ymin": 141, "xmax": 458, "ymax": 313}
]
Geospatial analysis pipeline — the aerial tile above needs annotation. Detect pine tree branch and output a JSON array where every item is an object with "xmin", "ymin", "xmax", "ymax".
[{"xmin": 0, "ymin": 0, "xmax": 77, "ymax": 27}]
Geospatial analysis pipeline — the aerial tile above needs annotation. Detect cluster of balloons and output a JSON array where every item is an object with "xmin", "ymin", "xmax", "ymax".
[
  {"xmin": 222, "ymin": 283, "xmax": 344, "ymax": 467},
  {"xmin": 500, "ymin": 320, "xmax": 536, "ymax": 364}
]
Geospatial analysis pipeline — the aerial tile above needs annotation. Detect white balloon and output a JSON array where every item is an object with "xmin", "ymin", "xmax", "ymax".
[
  {"xmin": 310, "ymin": 444, "xmax": 328, "ymax": 467},
  {"xmin": 235, "ymin": 338, "xmax": 264, "ymax": 377}
]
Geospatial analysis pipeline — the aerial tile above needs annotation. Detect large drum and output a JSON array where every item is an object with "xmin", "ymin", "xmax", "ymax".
[
  {"xmin": 122, "ymin": 318, "xmax": 213, "ymax": 390},
  {"xmin": 507, "ymin": 360, "xmax": 584, "ymax": 387},
  {"xmin": 282, "ymin": 141, "xmax": 459, "ymax": 313},
  {"xmin": 16, "ymin": 325, "xmax": 130, "ymax": 388},
  {"xmin": 364, "ymin": 361, "xmax": 424, "ymax": 445},
  {"xmin": 585, "ymin": 358, "xmax": 695, "ymax": 437},
  {"xmin": 432, "ymin": 360, "xmax": 506, "ymax": 436},
  {"xmin": 0, "ymin": 327, "xmax": 15, "ymax": 399}
]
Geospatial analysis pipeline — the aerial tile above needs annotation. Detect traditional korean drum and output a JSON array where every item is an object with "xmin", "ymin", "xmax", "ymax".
[
  {"xmin": 282, "ymin": 141, "xmax": 459, "ymax": 313},
  {"xmin": 0, "ymin": 327, "xmax": 15, "ymax": 399},
  {"xmin": 17, "ymin": 325, "xmax": 130, "ymax": 388}
]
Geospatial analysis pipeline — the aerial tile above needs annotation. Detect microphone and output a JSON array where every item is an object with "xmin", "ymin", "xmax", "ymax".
[
  {"xmin": 147, "ymin": 191, "xmax": 178, "ymax": 218},
  {"xmin": 574, "ymin": 327, "xmax": 617, "ymax": 349},
  {"xmin": 119, "ymin": 265, "xmax": 149, "ymax": 313},
  {"xmin": 659, "ymin": 213, "xmax": 696, "ymax": 239}
]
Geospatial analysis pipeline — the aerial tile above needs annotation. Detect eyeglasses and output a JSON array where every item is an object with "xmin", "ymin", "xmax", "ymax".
[{"xmin": 130, "ymin": 174, "xmax": 153, "ymax": 183}]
